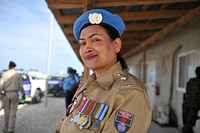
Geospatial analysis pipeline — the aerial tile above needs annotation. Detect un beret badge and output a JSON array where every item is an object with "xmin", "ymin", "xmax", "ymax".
[{"xmin": 88, "ymin": 13, "xmax": 103, "ymax": 24}]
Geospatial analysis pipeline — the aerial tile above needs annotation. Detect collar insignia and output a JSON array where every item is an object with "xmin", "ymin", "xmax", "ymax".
[{"xmin": 88, "ymin": 13, "xmax": 103, "ymax": 24}]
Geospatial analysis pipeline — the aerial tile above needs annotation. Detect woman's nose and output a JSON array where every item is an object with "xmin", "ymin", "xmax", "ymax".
[
  {"xmin": 79, "ymin": 43, "xmax": 93, "ymax": 53},
  {"xmin": 84, "ymin": 41, "xmax": 94, "ymax": 50}
]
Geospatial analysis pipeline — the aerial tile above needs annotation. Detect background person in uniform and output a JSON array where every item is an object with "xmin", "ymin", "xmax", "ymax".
[
  {"xmin": 56, "ymin": 9, "xmax": 152, "ymax": 133},
  {"xmin": 0, "ymin": 61, "xmax": 25, "ymax": 133},
  {"xmin": 182, "ymin": 66, "xmax": 200, "ymax": 133},
  {"xmin": 73, "ymin": 69, "xmax": 80, "ymax": 85},
  {"xmin": 72, "ymin": 69, "xmax": 80, "ymax": 88},
  {"xmin": 63, "ymin": 67, "xmax": 78, "ymax": 108}
]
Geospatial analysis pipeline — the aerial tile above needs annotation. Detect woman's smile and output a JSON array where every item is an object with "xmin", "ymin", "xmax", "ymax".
[{"xmin": 85, "ymin": 53, "xmax": 97, "ymax": 60}]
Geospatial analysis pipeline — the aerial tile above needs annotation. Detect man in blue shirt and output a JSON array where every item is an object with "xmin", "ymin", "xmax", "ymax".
[
  {"xmin": 63, "ymin": 67, "xmax": 77, "ymax": 108},
  {"xmin": 73, "ymin": 69, "xmax": 80, "ymax": 86}
]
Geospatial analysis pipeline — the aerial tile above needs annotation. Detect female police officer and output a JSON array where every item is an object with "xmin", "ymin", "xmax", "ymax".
[{"xmin": 58, "ymin": 9, "xmax": 152, "ymax": 133}]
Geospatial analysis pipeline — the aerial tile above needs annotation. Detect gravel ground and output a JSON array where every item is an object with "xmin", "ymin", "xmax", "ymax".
[
  {"xmin": 0, "ymin": 96, "xmax": 181, "ymax": 133},
  {"xmin": 0, "ymin": 96, "xmax": 65, "ymax": 133}
]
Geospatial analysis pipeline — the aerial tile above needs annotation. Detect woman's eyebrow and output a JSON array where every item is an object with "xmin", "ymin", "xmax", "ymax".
[{"xmin": 79, "ymin": 33, "xmax": 102, "ymax": 41}]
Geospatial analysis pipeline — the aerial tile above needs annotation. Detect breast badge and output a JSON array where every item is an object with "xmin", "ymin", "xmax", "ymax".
[
  {"xmin": 71, "ymin": 98, "xmax": 109, "ymax": 131},
  {"xmin": 114, "ymin": 110, "xmax": 134, "ymax": 133}
]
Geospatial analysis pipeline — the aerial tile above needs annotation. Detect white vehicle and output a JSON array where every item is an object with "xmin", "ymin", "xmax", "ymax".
[{"xmin": 18, "ymin": 71, "xmax": 47, "ymax": 103}]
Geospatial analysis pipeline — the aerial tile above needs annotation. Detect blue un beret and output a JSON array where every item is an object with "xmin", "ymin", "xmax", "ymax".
[
  {"xmin": 73, "ymin": 9, "xmax": 125, "ymax": 41},
  {"xmin": 67, "ymin": 67, "xmax": 73, "ymax": 71}
]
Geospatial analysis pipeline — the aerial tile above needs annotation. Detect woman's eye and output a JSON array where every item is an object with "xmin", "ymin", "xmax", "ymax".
[
  {"xmin": 79, "ymin": 42, "xmax": 86, "ymax": 46},
  {"xmin": 92, "ymin": 39, "xmax": 100, "ymax": 43}
]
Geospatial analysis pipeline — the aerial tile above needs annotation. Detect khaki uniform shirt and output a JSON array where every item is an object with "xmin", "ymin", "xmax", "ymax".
[
  {"xmin": 60, "ymin": 62, "xmax": 152, "ymax": 133},
  {"xmin": 0, "ymin": 69, "xmax": 16, "ymax": 85},
  {"xmin": 0, "ymin": 69, "xmax": 24, "ymax": 97}
]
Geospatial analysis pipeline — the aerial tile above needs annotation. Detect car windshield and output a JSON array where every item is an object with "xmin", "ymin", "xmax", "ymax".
[
  {"xmin": 49, "ymin": 76, "xmax": 64, "ymax": 81},
  {"xmin": 21, "ymin": 73, "xmax": 30, "ymax": 81}
]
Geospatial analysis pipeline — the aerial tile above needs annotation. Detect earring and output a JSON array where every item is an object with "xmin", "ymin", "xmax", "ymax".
[{"xmin": 116, "ymin": 49, "xmax": 119, "ymax": 53}]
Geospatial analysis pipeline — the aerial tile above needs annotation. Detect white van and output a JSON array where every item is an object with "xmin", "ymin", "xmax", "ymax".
[{"xmin": 18, "ymin": 71, "xmax": 47, "ymax": 103}]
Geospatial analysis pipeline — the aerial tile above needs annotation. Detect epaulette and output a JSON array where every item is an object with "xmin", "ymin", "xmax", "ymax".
[{"xmin": 113, "ymin": 70, "xmax": 141, "ymax": 91}]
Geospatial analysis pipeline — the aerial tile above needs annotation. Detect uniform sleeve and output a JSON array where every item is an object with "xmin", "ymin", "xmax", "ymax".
[
  {"xmin": 63, "ymin": 78, "xmax": 69, "ymax": 90},
  {"xmin": 0, "ymin": 83, "xmax": 4, "ymax": 92},
  {"xmin": 102, "ymin": 89, "xmax": 152, "ymax": 133},
  {"xmin": 69, "ymin": 75, "xmax": 76, "ymax": 85},
  {"xmin": 63, "ymin": 80, "xmax": 67, "ymax": 90}
]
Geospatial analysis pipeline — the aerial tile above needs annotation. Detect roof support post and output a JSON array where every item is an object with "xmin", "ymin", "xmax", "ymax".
[
  {"xmin": 83, "ymin": 0, "xmax": 95, "ymax": 12},
  {"xmin": 82, "ymin": 0, "xmax": 95, "ymax": 83},
  {"xmin": 142, "ymin": 47, "xmax": 146, "ymax": 85}
]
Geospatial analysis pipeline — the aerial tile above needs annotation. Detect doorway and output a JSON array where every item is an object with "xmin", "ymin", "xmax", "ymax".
[
  {"xmin": 176, "ymin": 50, "xmax": 199, "ymax": 130},
  {"xmin": 146, "ymin": 61, "xmax": 156, "ymax": 109}
]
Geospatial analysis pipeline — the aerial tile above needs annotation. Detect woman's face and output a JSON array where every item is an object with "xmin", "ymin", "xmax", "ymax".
[{"xmin": 79, "ymin": 25, "xmax": 121, "ymax": 77}]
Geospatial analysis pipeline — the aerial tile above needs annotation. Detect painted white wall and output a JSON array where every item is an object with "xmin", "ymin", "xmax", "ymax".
[{"xmin": 126, "ymin": 18, "xmax": 200, "ymax": 129}]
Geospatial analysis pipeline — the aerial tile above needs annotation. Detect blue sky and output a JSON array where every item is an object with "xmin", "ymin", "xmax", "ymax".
[{"xmin": 0, "ymin": 0, "xmax": 83, "ymax": 76}]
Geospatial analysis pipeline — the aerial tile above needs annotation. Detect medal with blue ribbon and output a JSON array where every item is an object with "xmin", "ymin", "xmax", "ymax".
[{"xmin": 71, "ymin": 98, "xmax": 109, "ymax": 130}]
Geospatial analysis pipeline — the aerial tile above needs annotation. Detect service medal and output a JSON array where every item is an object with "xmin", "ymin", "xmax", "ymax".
[
  {"xmin": 79, "ymin": 117, "xmax": 88, "ymax": 129},
  {"xmin": 71, "ymin": 112, "xmax": 81, "ymax": 123},
  {"xmin": 84, "ymin": 117, "xmax": 92, "ymax": 129},
  {"xmin": 72, "ymin": 97, "xmax": 109, "ymax": 131},
  {"xmin": 91, "ymin": 119, "xmax": 101, "ymax": 131},
  {"xmin": 77, "ymin": 116, "xmax": 85, "ymax": 125}
]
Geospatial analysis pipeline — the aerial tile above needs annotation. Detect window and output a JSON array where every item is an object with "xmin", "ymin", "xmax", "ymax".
[
  {"xmin": 177, "ymin": 50, "xmax": 197, "ymax": 92},
  {"xmin": 21, "ymin": 73, "xmax": 30, "ymax": 81}
]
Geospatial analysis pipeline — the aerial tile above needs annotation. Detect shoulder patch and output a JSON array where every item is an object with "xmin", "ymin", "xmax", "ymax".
[{"xmin": 114, "ymin": 109, "xmax": 134, "ymax": 133}]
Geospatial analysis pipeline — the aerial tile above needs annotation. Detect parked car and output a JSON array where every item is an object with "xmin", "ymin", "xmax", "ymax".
[
  {"xmin": 18, "ymin": 71, "xmax": 46, "ymax": 103},
  {"xmin": 0, "ymin": 71, "xmax": 2, "ymax": 78},
  {"xmin": 47, "ymin": 76, "xmax": 65, "ymax": 97},
  {"xmin": 0, "ymin": 70, "xmax": 46, "ymax": 103}
]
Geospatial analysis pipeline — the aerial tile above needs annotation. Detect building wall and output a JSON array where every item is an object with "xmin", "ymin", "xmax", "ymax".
[{"xmin": 126, "ymin": 18, "xmax": 200, "ymax": 128}]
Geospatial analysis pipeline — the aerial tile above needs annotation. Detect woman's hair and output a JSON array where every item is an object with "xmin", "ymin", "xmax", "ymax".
[
  {"xmin": 100, "ymin": 23, "xmax": 129, "ymax": 71},
  {"xmin": 81, "ymin": 23, "xmax": 129, "ymax": 70},
  {"xmin": 117, "ymin": 53, "xmax": 129, "ymax": 71}
]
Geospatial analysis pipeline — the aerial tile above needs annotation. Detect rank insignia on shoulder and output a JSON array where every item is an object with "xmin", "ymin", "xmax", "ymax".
[{"xmin": 114, "ymin": 110, "xmax": 134, "ymax": 133}]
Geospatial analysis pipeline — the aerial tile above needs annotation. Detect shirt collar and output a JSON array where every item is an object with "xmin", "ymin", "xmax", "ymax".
[{"xmin": 91, "ymin": 62, "xmax": 122, "ymax": 90}]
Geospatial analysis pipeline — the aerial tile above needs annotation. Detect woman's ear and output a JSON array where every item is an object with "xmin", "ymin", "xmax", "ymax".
[{"xmin": 114, "ymin": 38, "xmax": 122, "ymax": 53}]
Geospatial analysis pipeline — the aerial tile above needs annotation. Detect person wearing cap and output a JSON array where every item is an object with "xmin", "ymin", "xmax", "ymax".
[
  {"xmin": 57, "ymin": 9, "xmax": 151, "ymax": 133},
  {"xmin": 0, "ymin": 61, "xmax": 25, "ymax": 133},
  {"xmin": 63, "ymin": 67, "xmax": 78, "ymax": 108}
]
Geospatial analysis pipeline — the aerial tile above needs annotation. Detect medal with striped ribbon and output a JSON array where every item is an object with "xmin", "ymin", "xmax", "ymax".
[
  {"xmin": 71, "ymin": 98, "xmax": 109, "ymax": 130},
  {"xmin": 79, "ymin": 98, "xmax": 109, "ymax": 121}
]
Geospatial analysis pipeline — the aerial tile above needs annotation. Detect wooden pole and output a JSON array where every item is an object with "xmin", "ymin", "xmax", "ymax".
[
  {"xmin": 142, "ymin": 47, "xmax": 146, "ymax": 84},
  {"xmin": 81, "ymin": 0, "xmax": 94, "ymax": 83}
]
